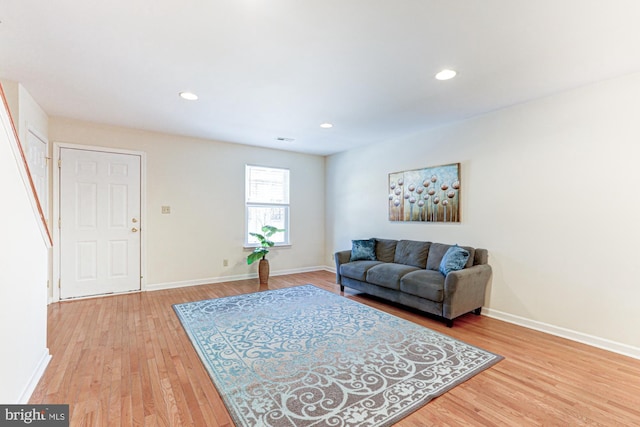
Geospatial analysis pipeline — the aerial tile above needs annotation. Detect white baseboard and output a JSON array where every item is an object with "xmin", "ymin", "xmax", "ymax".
[
  {"xmin": 19, "ymin": 348, "xmax": 51, "ymax": 403},
  {"xmin": 483, "ymin": 308, "xmax": 640, "ymax": 360},
  {"xmin": 146, "ymin": 266, "xmax": 329, "ymax": 292}
]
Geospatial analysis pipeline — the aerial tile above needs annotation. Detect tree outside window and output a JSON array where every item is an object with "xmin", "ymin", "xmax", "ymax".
[{"xmin": 245, "ymin": 165, "xmax": 289, "ymax": 245}]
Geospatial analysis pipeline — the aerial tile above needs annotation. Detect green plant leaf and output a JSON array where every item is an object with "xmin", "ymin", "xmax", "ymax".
[
  {"xmin": 247, "ymin": 248, "xmax": 268, "ymax": 265},
  {"xmin": 261, "ymin": 225, "xmax": 284, "ymax": 238},
  {"xmin": 247, "ymin": 225, "xmax": 285, "ymax": 264}
]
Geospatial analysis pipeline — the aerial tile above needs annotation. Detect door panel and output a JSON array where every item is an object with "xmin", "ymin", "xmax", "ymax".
[
  {"xmin": 26, "ymin": 130, "xmax": 48, "ymax": 221},
  {"xmin": 60, "ymin": 148, "xmax": 141, "ymax": 299}
]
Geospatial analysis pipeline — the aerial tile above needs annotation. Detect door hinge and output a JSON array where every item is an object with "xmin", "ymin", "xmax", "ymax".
[
  {"xmin": 58, "ymin": 159, "xmax": 61, "ymax": 168},
  {"xmin": 58, "ymin": 218, "xmax": 61, "ymax": 229},
  {"xmin": 58, "ymin": 278, "xmax": 61, "ymax": 289}
]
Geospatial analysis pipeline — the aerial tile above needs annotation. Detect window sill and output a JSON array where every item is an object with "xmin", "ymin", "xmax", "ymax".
[{"xmin": 243, "ymin": 244, "xmax": 291, "ymax": 250}]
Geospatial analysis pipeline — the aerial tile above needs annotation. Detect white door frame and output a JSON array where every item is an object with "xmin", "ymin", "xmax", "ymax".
[{"xmin": 52, "ymin": 143, "xmax": 147, "ymax": 302}]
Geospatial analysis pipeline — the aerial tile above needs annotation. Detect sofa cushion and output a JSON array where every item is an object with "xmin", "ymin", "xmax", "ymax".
[
  {"xmin": 366, "ymin": 263, "xmax": 419, "ymax": 290},
  {"xmin": 462, "ymin": 246, "xmax": 476, "ymax": 268},
  {"xmin": 474, "ymin": 248, "xmax": 488, "ymax": 265},
  {"xmin": 439, "ymin": 245, "xmax": 471, "ymax": 276},
  {"xmin": 400, "ymin": 270, "xmax": 446, "ymax": 302},
  {"xmin": 350, "ymin": 239, "xmax": 377, "ymax": 261},
  {"xmin": 374, "ymin": 238, "xmax": 398, "ymax": 263},
  {"xmin": 340, "ymin": 261, "xmax": 383, "ymax": 281},
  {"xmin": 427, "ymin": 243, "xmax": 476, "ymax": 270},
  {"xmin": 393, "ymin": 240, "xmax": 431, "ymax": 268}
]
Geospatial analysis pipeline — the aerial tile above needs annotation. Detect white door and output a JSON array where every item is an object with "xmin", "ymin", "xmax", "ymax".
[
  {"xmin": 26, "ymin": 129, "xmax": 48, "ymax": 222},
  {"xmin": 60, "ymin": 148, "xmax": 141, "ymax": 299}
]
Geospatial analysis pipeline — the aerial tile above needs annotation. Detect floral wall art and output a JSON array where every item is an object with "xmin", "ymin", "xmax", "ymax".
[{"xmin": 389, "ymin": 163, "xmax": 460, "ymax": 223}]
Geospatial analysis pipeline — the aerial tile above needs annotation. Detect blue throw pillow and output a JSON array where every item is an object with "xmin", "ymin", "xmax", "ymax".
[
  {"xmin": 439, "ymin": 244, "xmax": 470, "ymax": 276},
  {"xmin": 350, "ymin": 239, "xmax": 377, "ymax": 261}
]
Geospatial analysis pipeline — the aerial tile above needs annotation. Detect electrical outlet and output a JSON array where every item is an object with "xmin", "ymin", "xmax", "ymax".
[
  {"xmin": 223, "ymin": 259, "xmax": 229, "ymax": 267},
  {"xmin": 161, "ymin": 206, "xmax": 171, "ymax": 214}
]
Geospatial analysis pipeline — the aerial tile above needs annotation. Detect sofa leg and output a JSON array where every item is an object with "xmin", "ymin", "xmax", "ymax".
[
  {"xmin": 473, "ymin": 307, "xmax": 482, "ymax": 315},
  {"xmin": 445, "ymin": 319, "xmax": 453, "ymax": 328},
  {"xmin": 340, "ymin": 285, "xmax": 344, "ymax": 292}
]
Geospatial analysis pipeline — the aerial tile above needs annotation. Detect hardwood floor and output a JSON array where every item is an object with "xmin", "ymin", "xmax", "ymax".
[{"xmin": 31, "ymin": 271, "xmax": 640, "ymax": 426}]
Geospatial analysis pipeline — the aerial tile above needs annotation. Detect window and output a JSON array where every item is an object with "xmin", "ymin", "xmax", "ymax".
[{"xmin": 245, "ymin": 165, "xmax": 289, "ymax": 246}]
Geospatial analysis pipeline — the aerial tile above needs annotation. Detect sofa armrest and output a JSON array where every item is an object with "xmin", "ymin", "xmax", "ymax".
[
  {"xmin": 443, "ymin": 264, "xmax": 492, "ymax": 320},
  {"xmin": 334, "ymin": 250, "xmax": 351, "ymax": 284}
]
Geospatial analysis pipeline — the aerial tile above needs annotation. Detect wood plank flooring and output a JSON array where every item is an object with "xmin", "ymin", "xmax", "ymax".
[{"xmin": 30, "ymin": 271, "xmax": 640, "ymax": 426}]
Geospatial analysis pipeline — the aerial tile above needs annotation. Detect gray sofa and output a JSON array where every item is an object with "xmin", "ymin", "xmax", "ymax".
[{"xmin": 334, "ymin": 238, "xmax": 491, "ymax": 327}]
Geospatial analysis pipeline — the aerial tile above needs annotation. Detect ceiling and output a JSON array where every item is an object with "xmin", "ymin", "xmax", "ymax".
[{"xmin": 2, "ymin": 1, "xmax": 640, "ymax": 156}]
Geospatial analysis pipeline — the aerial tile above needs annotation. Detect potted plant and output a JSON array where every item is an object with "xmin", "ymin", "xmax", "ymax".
[{"xmin": 247, "ymin": 225, "xmax": 284, "ymax": 285}]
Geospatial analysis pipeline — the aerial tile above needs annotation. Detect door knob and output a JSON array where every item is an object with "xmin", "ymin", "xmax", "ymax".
[
  {"xmin": 131, "ymin": 227, "xmax": 139, "ymax": 233},
  {"xmin": 132, "ymin": 218, "xmax": 138, "ymax": 223}
]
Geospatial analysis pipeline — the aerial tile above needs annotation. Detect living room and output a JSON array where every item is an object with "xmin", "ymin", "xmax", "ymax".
[{"xmin": 2, "ymin": 1, "xmax": 640, "ymax": 425}]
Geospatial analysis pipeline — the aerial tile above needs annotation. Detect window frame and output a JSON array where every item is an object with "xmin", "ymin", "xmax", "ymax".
[{"xmin": 244, "ymin": 164, "xmax": 290, "ymax": 247}]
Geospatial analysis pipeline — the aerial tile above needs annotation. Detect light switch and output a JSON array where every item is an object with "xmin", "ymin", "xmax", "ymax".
[{"xmin": 161, "ymin": 206, "xmax": 171, "ymax": 214}]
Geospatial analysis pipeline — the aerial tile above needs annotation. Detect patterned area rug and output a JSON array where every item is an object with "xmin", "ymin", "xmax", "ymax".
[{"xmin": 173, "ymin": 285, "xmax": 503, "ymax": 426}]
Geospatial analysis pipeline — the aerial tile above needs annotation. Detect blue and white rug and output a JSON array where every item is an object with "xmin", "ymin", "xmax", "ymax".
[{"xmin": 173, "ymin": 285, "xmax": 502, "ymax": 426}]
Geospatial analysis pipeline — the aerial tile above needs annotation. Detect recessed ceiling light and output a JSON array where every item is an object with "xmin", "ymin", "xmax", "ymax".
[
  {"xmin": 179, "ymin": 91, "xmax": 198, "ymax": 101},
  {"xmin": 320, "ymin": 123, "xmax": 333, "ymax": 129},
  {"xmin": 435, "ymin": 69, "xmax": 457, "ymax": 81}
]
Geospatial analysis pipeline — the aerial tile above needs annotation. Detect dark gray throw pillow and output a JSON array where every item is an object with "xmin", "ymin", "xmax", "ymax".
[{"xmin": 350, "ymin": 239, "xmax": 377, "ymax": 261}]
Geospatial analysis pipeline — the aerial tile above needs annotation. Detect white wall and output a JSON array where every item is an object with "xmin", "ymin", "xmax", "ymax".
[
  {"xmin": 326, "ymin": 72, "xmax": 640, "ymax": 355},
  {"xmin": 17, "ymin": 85, "xmax": 49, "ymax": 159},
  {"xmin": 0, "ymin": 80, "xmax": 47, "ymax": 144},
  {"xmin": 49, "ymin": 118, "xmax": 326, "ymax": 289},
  {"xmin": 0, "ymin": 80, "xmax": 19, "ymax": 121},
  {"xmin": 0, "ymin": 85, "xmax": 50, "ymax": 402}
]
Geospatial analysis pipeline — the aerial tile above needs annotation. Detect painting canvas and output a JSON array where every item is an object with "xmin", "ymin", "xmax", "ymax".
[{"xmin": 389, "ymin": 163, "xmax": 460, "ymax": 222}]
